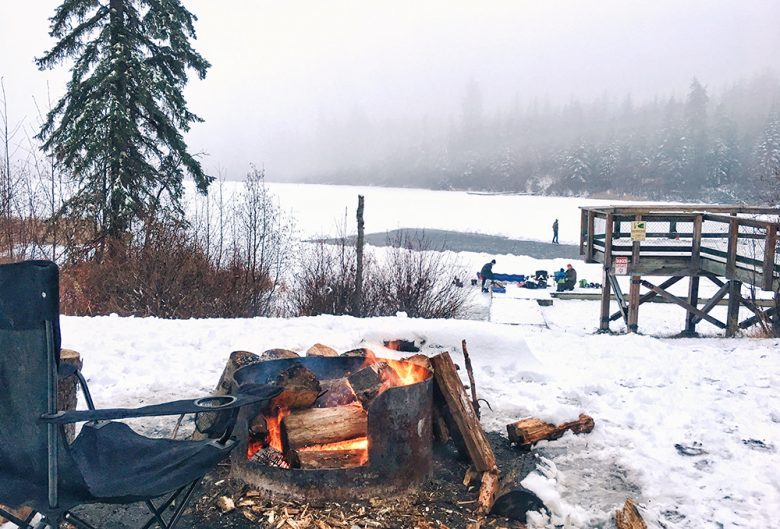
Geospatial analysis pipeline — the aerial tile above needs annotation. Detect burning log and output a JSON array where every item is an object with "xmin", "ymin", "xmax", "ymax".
[
  {"xmin": 347, "ymin": 361, "xmax": 402, "ymax": 406},
  {"xmin": 272, "ymin": 363, "xmax": 322, "ymax": 410},
  {"xmin": 314, "ymin": 377, "xmax": 358, "ymax": 407},
  {"xmin": 615, "ymin": 499, "xmax": 647, "ymax": 529},
  {"xmin": 306, "ymin": 343, "xmax": 339, "ymax": 357},
  {"xmin": 506, "ymin": 414, "xmax": 595, "ymax": 448},
  {"xmin": 402, "ymin": 353, "xmax": 432, "ymax": 371},
  {"xmin": 261, "ymin": 348, "xmax": 300, "ymax": 360},
  {"xmin": 289, "ymin": 448, "xmax": 367, "ymax": 469},
  {"xmin": 281, "ymin": 405, "xmax": 368, "ymax": 450},
  {"xmin": 429, "ymin": 352, "xmax": 496, "ymax": 472}
]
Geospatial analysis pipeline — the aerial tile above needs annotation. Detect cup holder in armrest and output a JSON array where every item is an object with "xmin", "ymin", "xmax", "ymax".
[{"xmin": 194, "ymin": 395, "xmax": 237, "ymax": 409}]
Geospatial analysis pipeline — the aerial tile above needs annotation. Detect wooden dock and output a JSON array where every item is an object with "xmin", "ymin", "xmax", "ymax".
[{"xmin": 579, "ymin": 205, "xmax": 780, "ymax": 336}]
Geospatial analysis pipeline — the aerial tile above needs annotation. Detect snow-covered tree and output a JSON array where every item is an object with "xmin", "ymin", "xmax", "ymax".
[{"xmin": 36, "ymin": 0, "xmax": 211, "ymax": 249}]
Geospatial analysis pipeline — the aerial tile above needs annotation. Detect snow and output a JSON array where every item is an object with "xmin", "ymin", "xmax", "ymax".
[
  {"xmin": 5, "ymin": 186, "xmax": 778, "ymax": 529},
  {"xmin": 51, "ymin": 297, "xmax": 779, "ymax": 529}
]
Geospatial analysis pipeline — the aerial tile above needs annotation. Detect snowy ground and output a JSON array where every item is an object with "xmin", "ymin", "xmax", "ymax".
[
  {"xmin": 6, "ymin": 187, "xmax": 776, "ymax": 529},
  {"xmin": 52, "ymin": 284, "xmax": 778, "ymax": 529}
]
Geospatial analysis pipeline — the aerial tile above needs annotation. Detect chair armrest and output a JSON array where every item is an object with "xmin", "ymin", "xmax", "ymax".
[{"xmin": 40, "ymin": 385, "xmax": 281, "ymax": 425}]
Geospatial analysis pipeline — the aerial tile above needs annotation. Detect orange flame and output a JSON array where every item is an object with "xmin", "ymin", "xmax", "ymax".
[{"xmin": 266, "ymin": 406, "xmax": 289, "ymax": 452}]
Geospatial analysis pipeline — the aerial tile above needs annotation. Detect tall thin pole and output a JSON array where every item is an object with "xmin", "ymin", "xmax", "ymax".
[{"xmin": 353, "ymin": 195, "xmax": 364, "ymax": 316}]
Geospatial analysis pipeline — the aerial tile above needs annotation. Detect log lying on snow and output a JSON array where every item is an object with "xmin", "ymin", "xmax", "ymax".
[
  {"xmin": 506, "ymin": 414, "xmax": 595, "ymax": 448},
  {"xmin": 306, "ymin": 343, "xmax": 339, "ymax": 357},
  {"xmin": 272, "ymin": 363, "xmax": 321, "ymax": 410},
  {"xmin": 348, "ymin": 361, "xmax": 402, "ymax": 406},
  {"xmin": 195, "ymin": 350, "xmax": 260, "ymax": 439},
  {"xmin": 342, "ymin": 347, "xmax": 374, "ymax": 358},
  {"xmin": 289, "ymin": 448, "xmax": 366, "ymax": 469},
  {"xmin": 260, "ymin": 348, "xmax": 300, "ymax": 360},
  {"xmin": 429, "ymin": 352, "xmax": 496, "ymax": 472},
  {"xmin": 281, "ymin": 405, "xmax": 368, "ymax": 450},
  {"xmin": 314, "ymin": 377, "xmax": 358, "ymax": 407},
  {"xmin": 615, "ymin": 499, "xmax": 647, "ymax": 529}
]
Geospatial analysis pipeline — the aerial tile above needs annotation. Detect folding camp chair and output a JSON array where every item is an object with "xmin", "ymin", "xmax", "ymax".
[{"xmin": 0, "ymin": 260, "xmax": 280, "ymax": 529}]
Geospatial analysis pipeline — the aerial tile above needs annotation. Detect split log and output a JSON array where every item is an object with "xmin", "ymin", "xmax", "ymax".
[
  {"xmin": 272, "ymin": 363, "xmax": 322, "ymax": 410},
  {"xmin": 281, "ymin": 405, "xmax": 368, "ymax": 449},
  {"xmin": 194, "ymin": 350, "xmax": 260, "ymax": 439},
  {"xmin": 429, "ymin": 352, "xmax": 496, "ymax": 472},
  {"xmin": 506, "ymin": 414, "xmax": 595, "ymax": 448},
  {"xmin": 260, "ymin": 348, "xmax": 300, "ymax": 360},
  {"xmin": 306, "ymin": 343, "xmax": 339, "ymax": 357},
  {"xmin": 289, "ymin": 449, "xmax": 366, "ymax": 469},
  {"xmin": 477, "ymin": 468, "xmax": 501, "ymax": 515},
  {"xmin": 342, "ymin": 347, "xmax": 374, "ymax": 358},
  {"xmin": 384, "ymin": 339, "xmax": 419, "ymax": 352},
  {"xmin": 402, "ymin": 353, "xmax": 432, "ymax": 371},
  {"xmin": 59, "ymin": 349, "xmax": 82, "ymax": 443},
  {"xmin": 347, "ymin": 361, "xmax": 402, "ymax": 406},
  {"xmin": 615, "ymin": 499, "xmax": 647, "ymax": 529},
  {"xmin": 314, "ymin": 377, "xmax": 358, "ymax": 407}
]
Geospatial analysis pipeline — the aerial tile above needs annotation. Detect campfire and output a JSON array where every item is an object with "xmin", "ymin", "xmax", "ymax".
[{"xmin": 228, "ymin": 348, "xmax": 434, "ymax": 501}]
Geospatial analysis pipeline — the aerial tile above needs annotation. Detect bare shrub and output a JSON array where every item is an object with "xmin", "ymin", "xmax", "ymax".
[
  {"xmin": 291, "ymin": 232, "xmax": 472, "ymax": 319},
  {"xmin": 367, "ymin": 233, "xmax": 472, "ymax": 318},
  {"xmin": 286, "ymin": 238, "xmax": 368, "ymax": 316}
]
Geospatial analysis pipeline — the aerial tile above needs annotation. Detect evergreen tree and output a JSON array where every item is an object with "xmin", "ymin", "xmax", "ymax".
[{"xmin": 36, "ymin": 0, "xmax": 211, "ymax": 247}]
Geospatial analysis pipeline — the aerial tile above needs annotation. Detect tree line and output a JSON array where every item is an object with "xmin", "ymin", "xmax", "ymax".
[{"xmin": 303, "ymin": 75, "xmax": 780, "ymax": 203}]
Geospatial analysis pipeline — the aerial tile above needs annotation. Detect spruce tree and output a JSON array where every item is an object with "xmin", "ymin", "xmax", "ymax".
[{"xmin": 36, "ymin": 0, "xmax": 211, "ymax": 247}]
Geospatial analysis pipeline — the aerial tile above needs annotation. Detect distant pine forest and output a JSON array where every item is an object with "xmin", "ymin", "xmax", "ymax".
[{"xmin": 300, "ymin": 75, "xmax": 780, "ymax": 203}]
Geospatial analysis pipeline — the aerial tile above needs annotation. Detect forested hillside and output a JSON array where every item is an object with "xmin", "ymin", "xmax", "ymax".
[{"xmin": 304, "ymin": 75, "xmax": 780, "ymax": 203}]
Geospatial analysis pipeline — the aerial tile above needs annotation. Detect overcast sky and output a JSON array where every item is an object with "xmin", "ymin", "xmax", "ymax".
[{"xmin": 1, "ymin": 0, "xmax": 779, "ymax": 180}]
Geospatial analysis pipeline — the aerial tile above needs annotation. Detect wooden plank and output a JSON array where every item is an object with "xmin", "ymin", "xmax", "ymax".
[
  {"xmin": 607, "ymin": 274, "xmax": 628, "ymax": 325},
  {"xmin": 640, "ymin": 280, "xmax": 726, "ymax": 329},
  {"xmin": 579, "ymin": 208, "xmax": 587, "ymax": 256},
  {"xmin": 739, "ymin": 306, "xmax": 779, "ymax": 330},
  {"xmin": 477, "ymin": 469, "xmax": 501, "ymax": 515},
  {"xmin": 430, "ymin": 352, "xmax": 496, "ymax": 472}
]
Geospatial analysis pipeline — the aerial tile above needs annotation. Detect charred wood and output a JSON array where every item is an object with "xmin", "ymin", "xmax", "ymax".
[
  {"xmin": 506, "ymin": 414, "xmax": 595, "ymax": 448},
  {"xmin": 347, "ymin": 361, "xmax": 402, "ymax": 406}
]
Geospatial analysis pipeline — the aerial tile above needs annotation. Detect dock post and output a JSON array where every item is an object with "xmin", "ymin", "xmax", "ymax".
[{"xmin": 726, "ymin": 280, "xmax": 742, "ymax": 337}]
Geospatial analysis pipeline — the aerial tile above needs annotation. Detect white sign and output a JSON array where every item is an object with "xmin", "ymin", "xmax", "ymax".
[{"xmin": 614, "ymin": 256, "xmax": 629, "ymax": 275}]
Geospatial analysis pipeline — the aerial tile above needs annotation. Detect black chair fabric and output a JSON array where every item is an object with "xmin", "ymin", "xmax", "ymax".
[{"xmin": 0, "ymin": 260, "xmax": 278, "ymax": 522}]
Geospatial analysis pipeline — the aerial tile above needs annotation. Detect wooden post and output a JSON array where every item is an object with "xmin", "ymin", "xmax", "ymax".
[
  {"xmin": 726, "ymin": 279, "xmax": 742, "ymax": 337},
  {"xmin": 579, "ymin": 208, "xmax": 587, "ymax": 256},
  {"xmin": 353, "ymin": 194, "xmax": 365, "ymax": 317},
  {"xmin": 586, "ymin": 211, "xmax": 595, "ymax": 262},
  {"xmin": 599, "ymin": 213, "xmax": 614, "ymax": 332},
  {"xmin": 726, "ymin": 217, "xmax": 738, "ymax": 278},
  {"xmin": 762, "ymin": 223, "xmax": 777, "ymax": 291},
  {"xmin": 627, "ymin": 215, "xmax": 642, "ymax": 333},
  {"xmin": 684, "ymin": 276, "xmax": 700, "ymax": 335}
]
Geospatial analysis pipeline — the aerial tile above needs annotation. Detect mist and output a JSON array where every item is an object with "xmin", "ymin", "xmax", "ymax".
[{"xmin": 2, "ymin": 0, "xmax": 779, "ymax": 197}]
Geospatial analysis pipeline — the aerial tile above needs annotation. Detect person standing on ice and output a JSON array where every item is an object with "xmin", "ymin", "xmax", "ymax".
[
  {"xmin": 480, "ymin": 259, "xmax": 496, "ymax": 292},
  {"xmin": 552, "ymin": 219, "xmax": 559, "ymax": 244}
]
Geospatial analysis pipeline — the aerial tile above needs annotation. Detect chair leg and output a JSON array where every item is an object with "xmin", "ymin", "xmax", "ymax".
[{"xmin": 139, "ymin": 480, "xmax": 200, "ymax": 529}]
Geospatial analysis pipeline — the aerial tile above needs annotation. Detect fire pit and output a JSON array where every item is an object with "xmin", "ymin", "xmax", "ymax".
[{"xmin": 230, "ymin": 355, "xmax": 433, "ymax": 501}]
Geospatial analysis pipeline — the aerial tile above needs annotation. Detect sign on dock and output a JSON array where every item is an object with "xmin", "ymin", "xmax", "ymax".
[
  {"xmin": 614, "ymin": 256, "xmax": 629, "ymax": 275},
  {"xmin": 630, "ymin": 221, "xmax": 646, "ymax": 241}
]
